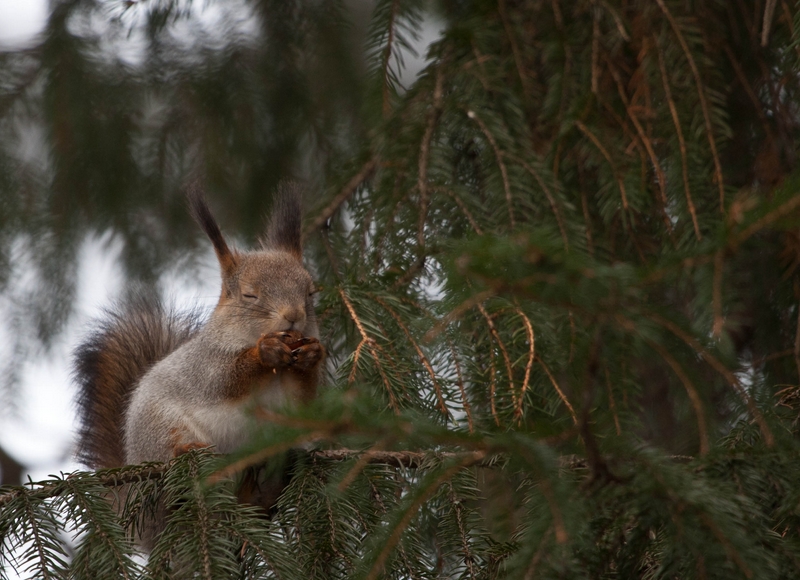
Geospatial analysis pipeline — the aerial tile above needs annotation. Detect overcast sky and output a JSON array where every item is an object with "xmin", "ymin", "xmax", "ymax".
[{"xmin": 0, "ymin": 0, "xmax": 47, "ymax": 50}]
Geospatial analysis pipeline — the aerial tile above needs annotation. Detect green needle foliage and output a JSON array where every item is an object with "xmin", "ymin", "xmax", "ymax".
[{"xmin": 3, "ymin": 0, "xmax": 800, "ymax": 577}]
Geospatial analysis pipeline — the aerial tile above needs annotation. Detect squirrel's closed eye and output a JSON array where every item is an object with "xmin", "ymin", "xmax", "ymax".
[{"xmin": 243, "ymin": 293, "xmax": 258, "ymax": 300}]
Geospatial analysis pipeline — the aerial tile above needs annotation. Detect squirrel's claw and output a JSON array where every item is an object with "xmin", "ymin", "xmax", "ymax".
[{"xmin": 289, "ymin": 340, "xmax": 324, "ymax": 371}]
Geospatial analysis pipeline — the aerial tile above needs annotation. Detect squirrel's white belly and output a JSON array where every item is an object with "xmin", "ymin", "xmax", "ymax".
[
  {"xmin": 181, "ymin": 401, "xmax": 254, "ymax": 454},
  {"xmin": 176, "ymin": 373, "xmax": 294, "ymax": 454}
]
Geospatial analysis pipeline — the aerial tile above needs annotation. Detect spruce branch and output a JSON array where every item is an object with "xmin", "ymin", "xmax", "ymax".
[
  {"xmin": 643, "ymin": 336, "xmax": 710, "ymax": 455},
  {"xmin": 465, "ymin": 109, "xmax": 515, "ymax": 230},
  {"xmin": 432, "ymin": 186, "xmax": 484, "ymax": 235},
  {"xmin": 537, "ymin": 356, "xmax": 578, "ymax": 426},
  {"xmin": 640, "ymin": 310, "xmax": 774, "ymax": 446},
  {"xmin": 337, "ymin": 288, "xmax": 404, "ymax": 412},
  {"xmin": 371, "ymin": 295, "xmax": 448, "ymax": 417},
  {"xmin": 574, "ymin": 120, "xmax": 629, "ymax": 210},
  {"xmin": 304, "ymin": 157, "xmax": 378, "ymax": 237},
  {"xmin": 508, "ymin": 153, "xmax": 570, "ymax": 250},
  {"xmin": 513, "ymin": 305, "xmax": 536, "ymax": 422},
  {"xmin": 606, "ymin": 55, "xmax": 673, "ymax": 237},
  {"xmin": 654, "ymin": 36, "xmax": 701, "ymax": 241},
  {"xmin": 655, "ymin": 0, "xmax": 726, "ymax": 214}
]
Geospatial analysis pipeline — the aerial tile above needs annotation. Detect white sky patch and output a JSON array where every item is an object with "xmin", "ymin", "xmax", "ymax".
[
  {"xmin": 0, "ymin": 233, "xmax": 125, "ymax": 481},
  {"xmin": 0, "ymin": 0, "xmax": 48, "ymax": 50}
]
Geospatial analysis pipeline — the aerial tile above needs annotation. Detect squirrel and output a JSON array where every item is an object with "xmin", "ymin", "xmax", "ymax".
[{"xmin": 74, "ymin": 182, "xmax": 324, "ymax": 531}]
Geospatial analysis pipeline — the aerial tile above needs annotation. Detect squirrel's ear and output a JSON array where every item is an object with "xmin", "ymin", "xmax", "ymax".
[
  {"xmin": 187, "ymin": 188, "xmax": 238, "ymax": 278},
  {"xmin": 263, "ymin": 181, "xmax": 303, "ymax": 260}
]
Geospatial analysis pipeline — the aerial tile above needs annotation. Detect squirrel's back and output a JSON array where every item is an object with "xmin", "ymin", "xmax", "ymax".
[{"xmin": 74, "ymin": 291, "xmax": 203, "ymax": 469}]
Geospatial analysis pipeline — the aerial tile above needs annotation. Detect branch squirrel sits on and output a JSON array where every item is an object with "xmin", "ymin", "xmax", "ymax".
[{"xmin": 73, "ymin": 182, "xmax": 324, "ymax": 543}]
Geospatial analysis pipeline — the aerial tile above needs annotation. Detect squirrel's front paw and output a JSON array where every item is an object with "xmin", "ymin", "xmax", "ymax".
[
  {"xmin": 290, "ymin": 337, "xmax": 324, "ymax": 371},
  {"xmin": 258, "ymin": 332, "xmax": 297, "ymax": 369}
]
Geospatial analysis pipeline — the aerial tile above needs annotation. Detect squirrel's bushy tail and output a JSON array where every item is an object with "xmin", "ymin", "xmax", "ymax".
[{"xmin": 74, "ymin": 291, "xmax": 203, "ymax": 469}]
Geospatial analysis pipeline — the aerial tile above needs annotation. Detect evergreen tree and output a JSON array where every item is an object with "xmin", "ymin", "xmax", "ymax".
[{"xmin": 2, "ymin": 0, "xmax": 800, "ymax": 577}]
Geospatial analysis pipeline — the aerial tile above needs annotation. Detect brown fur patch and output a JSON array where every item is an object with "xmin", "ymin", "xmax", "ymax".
[
  {"xmin": 74, "ymin": 291, "xmax": 202, "ymax": 469},
  {"xmin": 263, "ymin": 182, "xmax": 303, "ymax": 259},
  {"xmin": 187, "ymin": 187, "xmax": 238, "ymax": 278}
]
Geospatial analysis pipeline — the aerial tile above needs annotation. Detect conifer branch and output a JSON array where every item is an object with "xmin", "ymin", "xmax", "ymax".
[
  {"xmin": 497, "ymin": 0, "xmax": 533, "ymax": 103},
  {"xmin": 574, "ymin": 120, "xmax": 629, "ymax": 210},
  {"xmin": 372, "ymin": 295, "xmax": 448, "ymax": 417},
  {"xmin": 465, "ymin": 109, "xmax": 515, "ymax": 229},
  {"xmin": 642, "ymin": 336, "xmax": 710, "ymax": 455},
  {"xmin": 655, "ymin": 37, "xmax": 701, "ymax": 240},
  {"xmin": 794, "ymin": 296, "xmax": 800, "ymax": 382},
  {"xmin": 477, "ymin": 303, "xmax": 515, "ymax": 420},
  {"xmin": 699, "ymin": 512, "xmax": 754, "ymax": 578},
  {"xmin": 416, "ymin": 64, "xmax": 444, "ymax": 252},
  {"xmin": 381, "ymin": 0, "xmax": 400, "ymax": 118},
  {"xmin": 433, "ymin": 186, "xmax": 483, "ymax": 235},
  {"xmin": 604, "ymin": 364, "xmax": 622, "ymax": 436},
  {"xmin": 513, "ymin": 305, "xmax": 536, "ymax": 422},
  {"xmin": 761, "ymin": 0, "xmax": 778, "ymax": 47},
  {"xmin": 655, "ymin": 0, "xmax": 726, "ymax": 214},
  {"xmin": 304, "ymin": 158, "xmax": 378, "ymax": 237},
  {"xmin": 363, "ymin": 450, "xmax": 487, "ymax": 580},
  {"xmin": 640, "ymin": 311, "xmax": 774, "ymax": 446},
  {"xmin": 712, "ymin": 250, "xmax": 725, "ymax": 337},
  {"xmin": 606, "ymin": 57, "xmax": 673, "ymax": 237},
  {"xmin": 537, "ymin": 356, "xmax": 578, "ymax": 426},
  {"xmin": 338, "ymin": 287, "xmax": 399, "ymax": 412},
  {"xmin": 510, "ymin": 154, "xmax": 570, "ymax": 249},
  {"xmin": 733, "ymin": 194, "xmax": 800, "ymax": 246},
  {"xmin": 722, "ymin": 45, "xmax": 774, "ymax": 142}
]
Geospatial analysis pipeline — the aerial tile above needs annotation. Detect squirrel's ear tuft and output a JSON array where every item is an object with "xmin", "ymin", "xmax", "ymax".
[
  {"xmin": 187, "ymin": 185, "xmax": 238, "ymax": 278},
  {"xmin": 263, "ymin": 181, "xmax": 303, "ymax": 260}
]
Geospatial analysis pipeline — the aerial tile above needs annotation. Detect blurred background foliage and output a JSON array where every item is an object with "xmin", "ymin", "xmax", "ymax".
[{"xmin": 2, "ymin": 0, "xmax": 800, "ymax": 577}]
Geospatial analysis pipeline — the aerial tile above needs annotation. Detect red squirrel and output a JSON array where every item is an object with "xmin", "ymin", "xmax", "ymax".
[{"xmin": 74, "ymin": 183, "xmax": 324, "ymax": 540}]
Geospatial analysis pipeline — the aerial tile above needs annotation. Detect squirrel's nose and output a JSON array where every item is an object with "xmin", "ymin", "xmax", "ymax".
[{"xmin": 280, "ymin": 307, "xmax": 305, "ymax": 327}]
